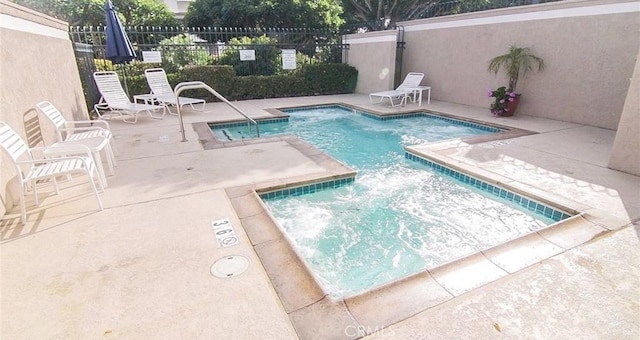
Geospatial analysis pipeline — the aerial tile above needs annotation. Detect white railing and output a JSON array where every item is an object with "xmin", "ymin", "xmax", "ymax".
[{"xmin": 174, "ymin": 81, "xmax": 259, "ymax": 142}]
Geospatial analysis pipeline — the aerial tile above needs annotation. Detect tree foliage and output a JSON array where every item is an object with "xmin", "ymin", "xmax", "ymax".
[
  {"xmin": 342, "ymin": 0, "xmax": 496, "ymax": 31},
  {"xmin": 217, "ymin": 35, "xmax": 280, "ymax": 76},
  {"xmin": 342, "ymin": 0, "xmax": 436, "ymax": 30},
  {"xmin": 184, "ymin": 0, "xmax": 344, "ymax": 29},
  {"xmin": 11, "ymin": 0, "xmax": 179, "ymax": 27},
  {"xmin": 157, "ymin": 34, "xmax": 212, "ymax": 72}
]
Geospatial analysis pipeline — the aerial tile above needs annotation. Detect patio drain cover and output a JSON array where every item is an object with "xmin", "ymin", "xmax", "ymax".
[{"xmin": 211, "ymin": 255, "xmax": 249, "ymax": 278}]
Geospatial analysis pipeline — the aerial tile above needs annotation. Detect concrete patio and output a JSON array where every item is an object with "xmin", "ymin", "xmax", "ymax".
[{"xmin": 1, "ymin": 94, "xmax": 638, "ymax": 339}]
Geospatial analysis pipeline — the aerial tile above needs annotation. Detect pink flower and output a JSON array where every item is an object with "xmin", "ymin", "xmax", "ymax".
[
  {"xmin": 487, "ymin": 90, "xmax": 493, "ymax": 97},
  {"xmin": 508, "ymin": 97, "xmax": 514, "ymax": 102},
  {"xmin": 504, "ymin": 108, "xmax": 509, "ymax": 111},
  {"xmin": 509, "ymin": 92, "xmax": 516, "ymax": 97},
  {"xmin": 499, "ymin": 99, "xmax": 505, "ymax": 104}
]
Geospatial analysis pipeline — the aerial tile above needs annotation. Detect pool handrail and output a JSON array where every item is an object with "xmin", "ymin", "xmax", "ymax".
[{"xmin": 174, "ymin": 81, "xmax": 259, "ymax": 142}]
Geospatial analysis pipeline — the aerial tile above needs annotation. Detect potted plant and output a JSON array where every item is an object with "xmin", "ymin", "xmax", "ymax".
[{"xmin": 488, "ymin": 45, "xmax": 545, "ymax": 116}]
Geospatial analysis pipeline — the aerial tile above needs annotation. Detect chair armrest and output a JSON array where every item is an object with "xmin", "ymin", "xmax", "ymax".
[
  {"xmin": 63, "ymin": 120, "xmax": 112, "ymax": 131},
  {"xmin": 31, "ymin": 144, "xmax": 93, "ymax": 158},
  {"xmin": 94, "ymin": 102, "xmax": 110, "ymax": 111},
  {"xmin": 58, "ymin": 126, "xmax": 108, "ymax": 137}
]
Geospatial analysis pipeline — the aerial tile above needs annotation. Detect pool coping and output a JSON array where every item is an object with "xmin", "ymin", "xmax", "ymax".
[
  {"xmin": 196, "ymin": 105, "xmax": 616, "ymax": 339},
  {"xmin": 200, "ymin": 102, "xmax": 536, "ymax": 148}
]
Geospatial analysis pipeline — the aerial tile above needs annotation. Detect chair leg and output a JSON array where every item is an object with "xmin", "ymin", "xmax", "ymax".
[
  {"xmin": 87, "ymin": 168, "xmax": 104, "ymax": 211},
  {"xmin": 109, "ymin": 136, "xmax": 119, "ymax": 156},
  {"xmin": 92, "ymin": 151, "xmax": 108, "ymax": 188},
  {"xmin": 33, "ymin": 180, "xmax": 41, "ymax": 206},
  {"xmin": 104, "ymin": 144, "xmax": 116, "ymax": 173},
  {"xmin": 19, "ymin": 183, "xmax": 27, "ymax": 225},
  {"xmin": 147, "ymin": 107, "xmax": 165, "ymax": 120},
  {"xmin": 122, "ymin": 113, "xmax": 138, "ymax": 124}
]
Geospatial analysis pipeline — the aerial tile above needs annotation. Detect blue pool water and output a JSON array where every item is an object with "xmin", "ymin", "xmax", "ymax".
[{"xmin": 212, "ymin": 106, "xmax": 567, "ymax": 297}]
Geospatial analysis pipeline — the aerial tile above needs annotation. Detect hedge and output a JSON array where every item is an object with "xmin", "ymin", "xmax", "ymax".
[
  {"xmin": 302, "ymin": 64, "xmax": 358, "ymax": 94},
  {"xmin": 115, "ymin": 63, "xmax": 358, "ymax": 102}
]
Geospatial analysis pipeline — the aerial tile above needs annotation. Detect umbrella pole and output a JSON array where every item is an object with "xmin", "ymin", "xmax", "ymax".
[{"xmin": 121, "ymin": 64, "xmax": 130, "ymax": 98}]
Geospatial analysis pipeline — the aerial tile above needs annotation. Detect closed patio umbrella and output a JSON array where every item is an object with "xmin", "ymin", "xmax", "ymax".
[{"xmin": 104, "ymin": 0, "xmax": 136, "ymax": 96}]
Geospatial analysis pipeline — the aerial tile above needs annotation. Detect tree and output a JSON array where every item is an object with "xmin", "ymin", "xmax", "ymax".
[
  {"xmin": 113, "ymin": 0, "xmax": 179, "ymax": 27},
  {"xmin": 157, "ymin": 34, "xmax": 212, "ymax": 72},
  {"xmin": 11, "ymin": 0, "xmax": 179, "ymax": 27},
  {"xmin": 217, "ymin": 35, "xmax": 280, "ymax": 76},
  {"xmin": 342, "ymin": 0, "xmax": 436, "ymax": 31},
  {"xmin": 342, "ymin": 0, "xmax": 498, "ymax": 31},
  {"xmin": 184, "ymin": 0, "xmax": 344, "ymax": 29}
]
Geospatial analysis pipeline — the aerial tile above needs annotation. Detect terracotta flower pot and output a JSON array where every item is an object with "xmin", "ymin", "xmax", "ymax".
[{"xmin": 499, "ymin": 94, "xmax": 521, "ymax": 117}]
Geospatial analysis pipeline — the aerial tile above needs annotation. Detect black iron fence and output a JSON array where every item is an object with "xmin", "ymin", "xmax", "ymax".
[
  {"xmin": 72, "ymin": 42, "xmax": 99, "ymax": 112},
  {"xmin": 70, "ymin": 26, "xmax": 348, "ymax": 106},
  {"xmin": 69, "ymin": 26, "xmax": 346, "ymax": 73}
]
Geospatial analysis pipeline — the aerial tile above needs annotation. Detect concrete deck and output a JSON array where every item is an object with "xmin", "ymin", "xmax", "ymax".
[{"xmin": 1, "ymin": 94, "xmax": 638, "ymax": 339}]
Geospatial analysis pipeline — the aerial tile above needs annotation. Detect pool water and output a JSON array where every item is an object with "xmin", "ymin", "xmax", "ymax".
[{"xmin": 213, "ymin": 106, "xmax": 563, "ymax": 297}]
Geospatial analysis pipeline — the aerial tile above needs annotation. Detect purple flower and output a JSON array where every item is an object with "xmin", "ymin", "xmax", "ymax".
[
  {"xmin": 508, "ymin": 97, "xmax": 514, "ymax": 102},
  {"xmin": 509, "ymin": 92, "xmax": 516, "ymax": 97},
  {"xmin": 487, "ymin": 90, "xmax": 494, "ymax": 97},
  {"xmin": 499, "ymin": 99, "xmax": 505, "ymax": 104}
]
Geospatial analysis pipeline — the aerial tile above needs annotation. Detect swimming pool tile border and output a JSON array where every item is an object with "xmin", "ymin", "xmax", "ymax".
[
  {"xmin": 212, "ymin": 104, "xmax": 501, "ymax": 138},
  {"xmin": 284, "ymin": 104, "xmax": 501, "ymax": 133},
  {"xmin": 210, "ymin": 118, "xmax": 290, "ymax": 130},
  {"xmin": 259, "ymin": 177, "xmax": 355, "ymax": 200},
  {"xmin": 280, "ymin": 104, "xmax": 348, "ymax": 113},
  {"xmin": 258, "ymin": 153, "xmax": 571, "ymax": 222},
  {"xmin": 405, "ymin": 152, "xmax": 572, "ymax": 222}
]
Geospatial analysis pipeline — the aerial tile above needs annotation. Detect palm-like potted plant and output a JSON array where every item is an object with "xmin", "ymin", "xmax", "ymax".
[{"xmin": 488, "ymin": 45, "xmax": 545, "ymax": 116}]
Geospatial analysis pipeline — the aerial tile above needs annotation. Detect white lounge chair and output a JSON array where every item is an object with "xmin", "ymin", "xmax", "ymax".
[
  {"xmin": 144, "ymin": 68, "xmax": 206, "ymax": 114},
  {"xmin": 369, "ymin": 72, "xmax": 425, "ymax": 107},
  {"xmin": 93, "ymin": 71, "xmax": 167, "ymax": 123},
  {"xmin": 36, "ymin": 101, "xmax": 116, "ymax": 187},
  {"xmin": 0, "ymin": 121, "xmax": 104, "ymax": 225}
]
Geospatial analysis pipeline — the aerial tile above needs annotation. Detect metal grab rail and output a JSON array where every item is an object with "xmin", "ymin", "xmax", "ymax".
[{"xmin": 174, "ymin": 81, "xmax": 259, "ymax": 142}]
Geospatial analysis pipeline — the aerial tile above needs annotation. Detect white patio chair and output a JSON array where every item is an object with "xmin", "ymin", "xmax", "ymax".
[
  {"xmin": 369, "ymin": 72, "xmax": 425, "ymax": 107},
  {"xmin": 36, "ymin": 101, "xmax": 116, "ymax": 187},
  {"xmin": 93, "ymin": 71, "xmax": 167, "ymax": 123},
  {"xmin": 144, "ymin": 68, "xmax": 206, "ymax": 114},
  {"xmin": 0, "ymin": 121, "xmax": 104, "ymax": 225}
]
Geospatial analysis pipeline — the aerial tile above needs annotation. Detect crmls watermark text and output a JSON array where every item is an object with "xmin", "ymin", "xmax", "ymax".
[{"xmin": 344, "ymin": 324, "xmax": 395, "ymax": 337}]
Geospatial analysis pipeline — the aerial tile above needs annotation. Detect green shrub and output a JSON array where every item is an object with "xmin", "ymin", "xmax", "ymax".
[
  {"xmin": 302, "ymin": 64, "xmax": 358, "ymax": 94},
  {"xmin": 112, "ymin": 63, "xmax": 357, "ymax": 102},
  {"xmin": 229, "ymin": 75, "xmax": 311, "ymax": 100},
  {"xmin": 123, "ymin": 74, "xmax": 150, "ymax": 98},
  {"xmin": 182, "ymin": 65, "xmax": 236, "ymax": 101},
  {"xmin": 157, "ymin": 34, "xmax": 212, "ymax": 73},
  {"xmin": 217, "ymin": 36, "xmax": 280, "ymax": 76}
]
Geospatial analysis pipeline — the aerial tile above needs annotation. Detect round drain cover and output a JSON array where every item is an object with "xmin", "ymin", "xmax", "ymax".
[{"xmin": 211, "ymin": 255, "xmax": 249, "ymax": 278}]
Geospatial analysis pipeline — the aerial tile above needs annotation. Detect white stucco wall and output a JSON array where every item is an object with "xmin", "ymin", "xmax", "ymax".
[
  {"xmin": 344, "ymin": 30, "xmax": 398, "ymax": 94},
  {"xmin": 0, "ymin": 0, "xmax": 88, "ymax": 217},
  {"xmin": 608, "ymin": 48, "xmax": 640, "ymax": 176},
  {"xmin": 397, "ymin": 0, "xmax": 639, "ymax": 130}
]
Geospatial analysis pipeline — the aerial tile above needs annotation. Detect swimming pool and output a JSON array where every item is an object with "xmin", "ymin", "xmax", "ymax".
[{"xmin": 212, "ymin": 105, "xmax": 571, "ymax": 297}]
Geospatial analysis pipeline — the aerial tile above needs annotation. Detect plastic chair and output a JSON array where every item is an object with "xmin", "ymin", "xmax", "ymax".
[
  {"xmin": 144, "ymin": 68, "xmax": 206, "ymax": 113},
  {"xmin": 36, "ymin": 101, "xmax": 116, "ymax": 187},
  {"xmin": 93, "ymin": 71, "xmax": 166, "ymax": 123},
  {"xmin": 0, "ymin": 121, "xmax": 104, "ymax": 225},
  {"xmin": 369, "ymin": 72, "xmax": 425, "ymax": 107}
]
